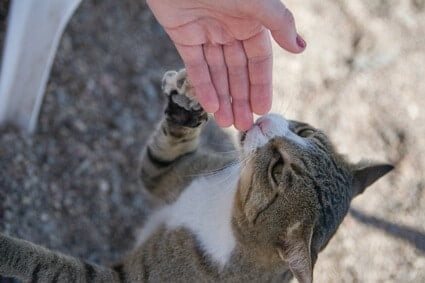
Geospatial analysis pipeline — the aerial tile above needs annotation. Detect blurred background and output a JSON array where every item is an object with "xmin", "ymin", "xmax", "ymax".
[{"xmin": 0, "ymin": 0, "xmax": 424, "ymax": 282}]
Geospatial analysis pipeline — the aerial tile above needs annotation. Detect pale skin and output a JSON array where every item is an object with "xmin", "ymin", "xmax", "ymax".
[{"xmin": 147, "ymin": 0, "xmax": 306, "ymax": 131}]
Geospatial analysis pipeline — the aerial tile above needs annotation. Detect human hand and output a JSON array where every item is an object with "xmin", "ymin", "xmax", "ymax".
[{"xmin": 147, "ymin": 0, "xmax": 306, "ymax": 131}]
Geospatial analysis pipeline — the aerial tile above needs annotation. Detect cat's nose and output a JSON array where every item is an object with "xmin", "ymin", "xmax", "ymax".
[
  {"xmin": 255, "ymin": 114, "xmax": 289, "ymax": 137},
  {"xmin": 257, "ymin": 119, "xmax": 278, "ymax": 137}
]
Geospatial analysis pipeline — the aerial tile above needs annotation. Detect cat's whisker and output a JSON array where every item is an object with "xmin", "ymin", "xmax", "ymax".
[
  {"xmin": 214, "ymin": 149, "xmax": 243, "ymax": 155},
  {"xmin": 183, "ymin": 146, "xmax": 257, "ymax": 179},
  {"xmin": 204, "ymin": 141, "xmax": 239, "ymax": 149},
  {"xmin": 276, "ymin": 87, "xmax": 296, "ymax": 117},
  {"xmin": 185, "ymin": 160, "xmax": 241, "ymax": 179},
  {"xmin": 184, "ymin": 150, "xmax": 255, "ymax": 180},
  {"xmin": 237, "ymin": 152, "xmax": 255, "ymax": 172}
]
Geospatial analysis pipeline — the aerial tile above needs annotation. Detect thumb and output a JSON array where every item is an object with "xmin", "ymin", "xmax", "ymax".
[{"xmin": 247, "ymin": 0, "xmax": 306, "ymax": 53}]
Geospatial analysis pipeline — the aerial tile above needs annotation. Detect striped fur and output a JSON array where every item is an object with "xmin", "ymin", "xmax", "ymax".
[
  {"xmin": 0, "ymin": 233, "xmax": 118, "ymax": 282},
  {"xmin": 0, "ymin": 69, "xmax": 393, "ymax": 283}
]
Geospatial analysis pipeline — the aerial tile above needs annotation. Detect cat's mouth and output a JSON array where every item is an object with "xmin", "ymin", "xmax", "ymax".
[
  {"xmin": 240, "ymin": 131, "xmax": 247, "ymax": 144},
  {"xmin": 239, "ymin": 122, "xmax": 268, "ymax": 150},
  {"xmin": 239, "ymin": 123, "xmax": 263, "ymax": 145},
  {"xmin": 240, "ymin": 117, "xmax": 270, "ymax": 142}
]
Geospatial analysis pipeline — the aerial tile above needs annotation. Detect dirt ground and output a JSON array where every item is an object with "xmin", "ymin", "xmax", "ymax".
[{"xmin": 0, "ymin": 0, "xmax": 424, "ymax": 282}]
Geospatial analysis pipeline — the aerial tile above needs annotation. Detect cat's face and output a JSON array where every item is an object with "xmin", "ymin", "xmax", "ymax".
[{"xmin": 233, "ymin": 114, "xmax": 392, "ymax": 283}]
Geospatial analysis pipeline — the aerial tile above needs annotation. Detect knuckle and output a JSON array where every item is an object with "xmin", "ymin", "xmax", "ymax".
[
  {"xmin": 248, "ymin": 54, "xmax": 271, "ymax": 64},
  {"xmin": 231, "ymin": 97, "xmax": 249, "ymax": 108}
]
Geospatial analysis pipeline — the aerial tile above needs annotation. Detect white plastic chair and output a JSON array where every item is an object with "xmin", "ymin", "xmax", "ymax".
[{"xmin": 0, "ymin": 0, "xmax": 82, "ymax": 133}]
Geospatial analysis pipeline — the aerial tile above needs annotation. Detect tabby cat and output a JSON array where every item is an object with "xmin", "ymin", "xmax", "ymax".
[{"xmin": 0, "ymin": 69, "xmax": 393, "ymax": 283}]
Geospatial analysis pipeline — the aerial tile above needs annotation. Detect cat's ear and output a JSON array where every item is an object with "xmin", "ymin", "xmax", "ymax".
[
  {"xmin": 277, "ymin": 226, "xmax": 314, "ymax": 283},
  {"xmin": 352, "ymin": 163, "xmax": 394, "ymax": 197}
]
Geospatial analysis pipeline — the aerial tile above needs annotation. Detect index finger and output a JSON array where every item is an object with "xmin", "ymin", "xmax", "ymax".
[{"xmin": 175, "ymin": 43, "xmax": 219, "ymax": 113}]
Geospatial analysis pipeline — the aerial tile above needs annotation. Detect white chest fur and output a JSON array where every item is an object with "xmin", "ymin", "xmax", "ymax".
[{"xmin": 137, "ymin": 165, "xmax": 240, "ymax": 267}]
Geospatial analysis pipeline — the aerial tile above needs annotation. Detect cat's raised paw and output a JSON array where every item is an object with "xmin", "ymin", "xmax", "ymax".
[
  {"xmin": 162, "ymin": 69, "xmax": 207, "ymax": 127},
  {"xmin": 162, "ymin": 69, "xmax": 201, "ymax": 111}
]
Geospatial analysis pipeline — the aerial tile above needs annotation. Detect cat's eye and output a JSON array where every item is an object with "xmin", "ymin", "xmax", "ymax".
[
  {"xmin": 296, "ymin": 128, "xmax": 315, "ymax": 138},
  {"xmin": 271, "ymin": 154, "xmax": 284, "ymax": 184}
]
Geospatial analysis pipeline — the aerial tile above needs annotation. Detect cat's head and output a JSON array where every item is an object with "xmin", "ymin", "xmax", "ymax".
[{"xmin": 232, "ymin": 114, "xmax": 393, "ymax": 283}]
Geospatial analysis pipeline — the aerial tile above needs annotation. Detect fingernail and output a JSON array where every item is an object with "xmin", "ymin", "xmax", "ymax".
[{"xmin": 296, "ymin": 34, "xmax": 306, "ymax": 49}]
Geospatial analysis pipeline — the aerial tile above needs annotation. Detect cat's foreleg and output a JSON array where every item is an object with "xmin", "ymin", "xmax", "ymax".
[
  {"xmin": 140, "ymin": 69, "xmax": 208, "ymax": 197},
  {"xmin": 0, "ymin": 233, "xmax": 119, "ymax": 282}
]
